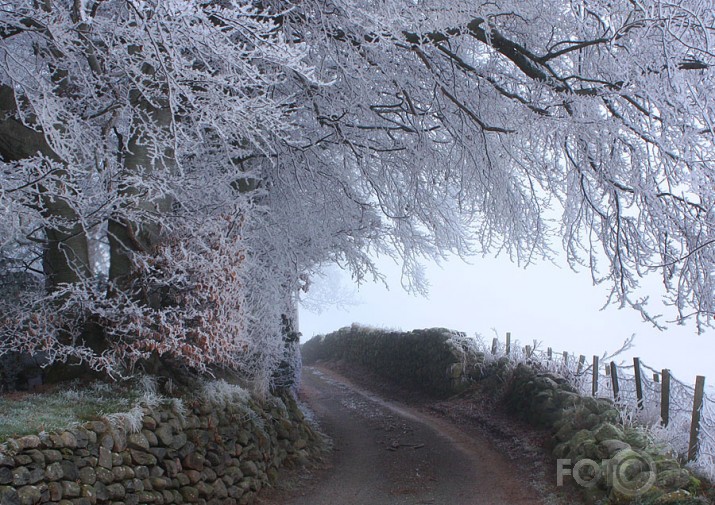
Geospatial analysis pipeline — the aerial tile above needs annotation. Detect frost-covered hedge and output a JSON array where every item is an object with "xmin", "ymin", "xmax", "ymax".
[{"xmin": 301, "ymin": 324, "xmax": 482, "ymax": 397}]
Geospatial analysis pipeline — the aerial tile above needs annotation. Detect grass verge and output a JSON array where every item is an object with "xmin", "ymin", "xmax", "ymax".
[{"xmin": 0, "ymin": 381, "xmax": 143, "ymax": 442}]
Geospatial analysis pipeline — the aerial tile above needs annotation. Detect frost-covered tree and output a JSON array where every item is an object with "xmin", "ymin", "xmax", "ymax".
[
  {"xmin": 273, "ymin": 0, "xmax": 715, "ymax": 329},
  {"xmin": 0, "ymin": 0, "xmax": 313, "ymax": 385},
  {"xmin": 1, "ymin": 0, "xmax": 714, "ymax": 388}
]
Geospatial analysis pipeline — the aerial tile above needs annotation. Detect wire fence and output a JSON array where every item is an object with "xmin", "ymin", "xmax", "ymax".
[{"xmin": 455, "ymin": 331, "xmax": 715, "ymax": 481}]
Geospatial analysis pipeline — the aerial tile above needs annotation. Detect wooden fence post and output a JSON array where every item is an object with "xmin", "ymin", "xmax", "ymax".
[
  {"xmin": 661, "ymin": 369, "xmax": 670, "ymax": 427},
  {"xmin": 633, "ymin": 357, "xmax": 644, "ymax": 410},
  {"xmin": 525, "ymin": 345, "xmax": 532, "ymax": 358},
  {"xmin": 688, "ymin": 376, "xmax": 706, "ymax": 462},
  {"xmin": 506, "ymin": 332, "xmax": 511, "ymax": 355},
  {"xmin": 547, "ymin": 347, "xmax": 552, "ymax": 360},
  {"xmin": 577, "ymin": 355, "xmax": 586, "ymax": 375},
  {"xmin": 592, "ymin": 355, "xmax": 599, "ymax": 396},
  {"xmin": 562, "ymin": 351, "xmax": 569, "ymax": 366},
  {"xmin": 491, "ymin": 338, "xmax": 498, "ymax": 355},
  {"xmin": 610, "ymin": 362, "xmax": 620, "ymax": 401},
  {"xmin": 653, "ymin": 373, "xmax": 660, "ymax": 383}
]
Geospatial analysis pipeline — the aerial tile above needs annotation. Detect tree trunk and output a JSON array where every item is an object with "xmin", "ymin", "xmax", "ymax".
[
  {"xmin": 108, "ymin": 91, "xmax": 175, "ymax": 292},
  {"xmin": 41, "ymin": 204, "xmax": 91, "ymax": 290},
  {"xmin": 105, "ymin": 91, "xmax": 178, "ymax": 378},
  {"xmin": 0, "ymin": 85, "xmax": 98, "ymax": 382},
  {"xmin": 0, "ymin": 86, "xmax": 92, "ymax": 292}
]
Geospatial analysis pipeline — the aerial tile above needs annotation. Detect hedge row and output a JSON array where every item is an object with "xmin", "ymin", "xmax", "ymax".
[{"xmin": 301, "ymin": 325, "xmax": 472, "ymax": 397}]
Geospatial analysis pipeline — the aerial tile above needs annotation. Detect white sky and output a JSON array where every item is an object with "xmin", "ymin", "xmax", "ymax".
[{"xmin": 299, "ymin": 254, "xmax": 715, "ymax": 385}]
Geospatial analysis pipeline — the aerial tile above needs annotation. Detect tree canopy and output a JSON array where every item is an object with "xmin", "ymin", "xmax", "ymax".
[{"xmin": 1, "ymin": 0, "xmax": 714, "ymax": 388}]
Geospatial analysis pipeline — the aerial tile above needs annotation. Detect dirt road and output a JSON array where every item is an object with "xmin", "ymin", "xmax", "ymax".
[{"xmin": 259, "ymin": 366, "xmax": 545, "ymax": 505}]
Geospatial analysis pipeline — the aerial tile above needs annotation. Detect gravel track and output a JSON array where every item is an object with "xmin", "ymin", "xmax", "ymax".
[{"xmin": 258, "ymin": 366, "xmax": 546, "ymax": 505}]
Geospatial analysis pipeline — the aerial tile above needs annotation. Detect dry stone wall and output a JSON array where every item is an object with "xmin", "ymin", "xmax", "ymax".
[
  {"xmin": 503, "ymin": 363, "xmax": 703, "ymax": 504},
  {"xmin": 0, "ymin": 390, "xmax": 319, "ymax": 505}
]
